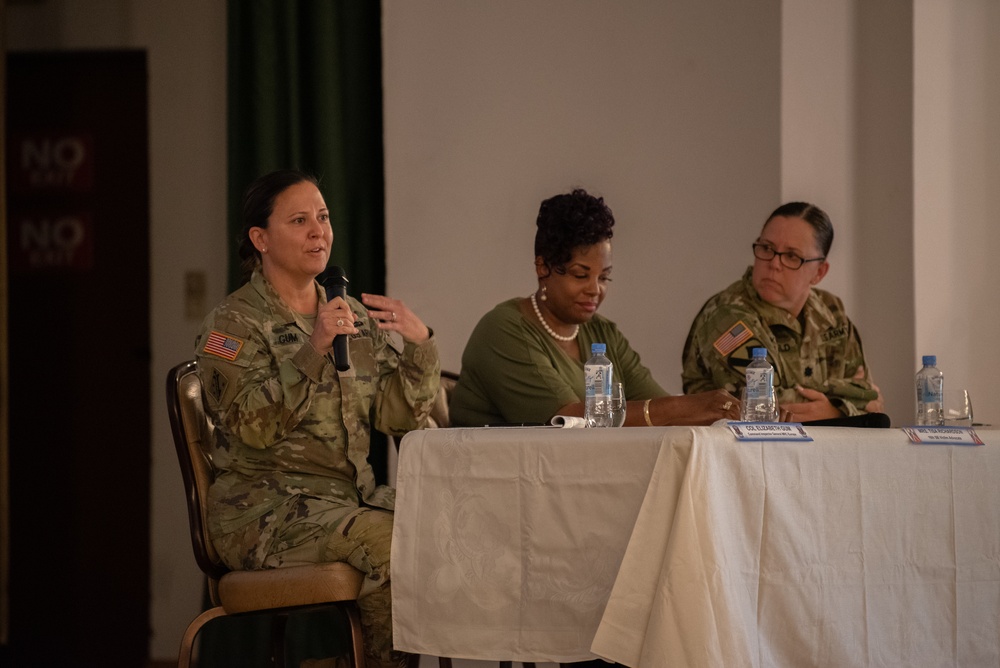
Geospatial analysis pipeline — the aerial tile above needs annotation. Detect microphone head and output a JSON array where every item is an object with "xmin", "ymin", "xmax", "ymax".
[{"xmin": 322, "ymin": 265, "xmax": 349, "ymax": 288}]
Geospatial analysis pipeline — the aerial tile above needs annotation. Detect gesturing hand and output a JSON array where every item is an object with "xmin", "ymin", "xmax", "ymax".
[{"xmin": 361, "ymin": 293, "xmax": 430, "ymax": 344}]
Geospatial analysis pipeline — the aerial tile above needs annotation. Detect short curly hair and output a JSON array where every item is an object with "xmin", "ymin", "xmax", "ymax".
[{"xmin": 534, "ymin": 188, "xmax": 615, "ymax": 272}]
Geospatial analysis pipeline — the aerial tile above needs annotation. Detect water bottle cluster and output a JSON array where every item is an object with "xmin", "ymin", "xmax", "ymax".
[{"xmin": 586, "ymin": 347, "xmax": 952, "ymax": 428}]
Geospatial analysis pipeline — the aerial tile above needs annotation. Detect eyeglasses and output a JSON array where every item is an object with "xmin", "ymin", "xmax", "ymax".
[{"xmin": 752, "ymin": 243, "xmax": 825, "ymax": 270}]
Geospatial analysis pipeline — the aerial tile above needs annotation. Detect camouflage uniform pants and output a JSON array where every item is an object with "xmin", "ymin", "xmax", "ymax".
[{"xmin": 213, "ymin": 496, "xmax": 411, "ymax": 668}]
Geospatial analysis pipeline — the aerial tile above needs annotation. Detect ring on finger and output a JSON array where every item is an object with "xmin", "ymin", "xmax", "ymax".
[
  {"xmin": 722, "ymin": 401, "xmax": 733, "ymax": 410},
  {"xmin": 391, "ymin": 312, "xmax": 397, "ymax": 322},
  {"xmin": 337, "ymin": 318, "xmax": 344, "ymax": 327}
]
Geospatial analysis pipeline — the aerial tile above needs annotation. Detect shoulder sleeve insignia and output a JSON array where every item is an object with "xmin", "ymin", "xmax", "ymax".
[
  {"xmin": 713, "ymin": 320, "xmax": 754, "ymax": 356},
  {"xmin": 207, "ymin": 368, "xmax": 229, "ymax": 404},
  {"xmin": 203, "ymin": 330, "xmax": 244, "ymax": 361},
  {"xmin": 725, "ymin": 338, "xmax": 765, "ymax": 371}
]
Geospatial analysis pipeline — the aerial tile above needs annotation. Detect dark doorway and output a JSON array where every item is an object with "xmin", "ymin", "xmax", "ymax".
[{"xmin": 2, "ymin": 50, "xmax": 150, "ymax": 667}]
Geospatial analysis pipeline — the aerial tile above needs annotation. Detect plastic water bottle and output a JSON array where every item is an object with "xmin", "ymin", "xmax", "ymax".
[
  {"xmin": 741, "ymin": 347, "xmax": 778, "ymax": 422},
  {"xmin": 584, "ymin": 343, "xmax": 614, "ymax": 428},
  {"xmin": 915, "ymin": 355, "xmax": 944, "ymax": 426}
]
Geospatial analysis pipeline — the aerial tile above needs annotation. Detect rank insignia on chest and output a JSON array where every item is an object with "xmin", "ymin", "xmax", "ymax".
[
  {"xmin": 713, "ymin": 321, "xmax": 754, "ymax": 356},
  {"xmin": 204, "ymin": 330, "xmax": 244, "ymax": 361}
]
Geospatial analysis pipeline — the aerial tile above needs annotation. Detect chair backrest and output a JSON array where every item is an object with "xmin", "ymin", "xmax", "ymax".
[
  {"xmin": 166, "ymin": 359, "xmax": 229, "ymax": 581},
  {"xmin": 426, "ymin": 370, "xmax": 460, "ymax": 429}
]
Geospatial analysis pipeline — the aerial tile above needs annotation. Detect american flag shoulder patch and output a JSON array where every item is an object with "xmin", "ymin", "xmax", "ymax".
[
  {"xmin": 713, "ymin": 320, "xmax": 754, "ymax": 356},
  {"xmin": 203, "ymin": 330, "xmax": 244, "ymax": 361}
]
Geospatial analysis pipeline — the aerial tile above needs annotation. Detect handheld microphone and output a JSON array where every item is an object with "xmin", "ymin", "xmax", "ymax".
[{"xmin": 321, "ymin": 265, "xmax": 351, "ymax": 372}]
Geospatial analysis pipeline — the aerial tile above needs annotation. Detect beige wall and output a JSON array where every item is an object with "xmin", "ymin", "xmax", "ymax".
[
  {"xmin": 5, "ymin": 0, "xmax": 999, "ymax": 662},
  {"xmin": 781, "ymin": 0, "xmax": 919, "ymax": 429},
  {"xmin": 383, "ymin": 0, "xmax": 782, "ymax": 393},
  {"xmin": 914, "ymin": 0, "xmax": 1000, "ymax": 429},
  {"xmin": 781, "ymin": 1, "xmax": 859, "ymax": 306},
  {"xmin": 386, "ymin": 0, "xmax": 999, "ymax": 430}
]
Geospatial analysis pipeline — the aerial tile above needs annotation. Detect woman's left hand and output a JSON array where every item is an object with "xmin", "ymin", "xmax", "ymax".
[
  {"xmin": 361, "ymin": 293, "xmax": 430, "ymax": 343},
  {"xmin": 781, "ymin": 385, "xmax": 842, "ymax": 422}
]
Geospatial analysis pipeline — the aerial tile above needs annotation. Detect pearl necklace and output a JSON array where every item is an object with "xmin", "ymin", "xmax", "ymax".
[{"xmin": 529, "ymin": 292, "xmax": 579, "ymax": 342}]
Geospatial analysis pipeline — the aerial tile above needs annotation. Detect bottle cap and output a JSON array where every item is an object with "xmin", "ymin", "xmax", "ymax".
[
  {"xmin": 922, "ymin": 355, "xmax": 936, "ymax": 366},
  {"xmin": 752, "ymin": 347, "xmax": 767, "ymax": 358},
  {"xmin": 591, "ymin": 343, "xmax": 607, "ymax": 354}
]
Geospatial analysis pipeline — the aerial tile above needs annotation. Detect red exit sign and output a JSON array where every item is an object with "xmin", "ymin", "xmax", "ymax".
[
  {"xmin": 9, "ymin": 132, "xmax": 95, "ymax": 192},
  {"xmin": 9, "ymin": 213, "xmax": 94, "ymax": 272}
]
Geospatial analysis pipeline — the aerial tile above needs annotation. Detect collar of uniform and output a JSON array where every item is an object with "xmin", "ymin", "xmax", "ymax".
[
  {"xmin": 249, "ymin": 268, "xmax": 323, "ymax": 332},
  {"xmin": 738, "ymin": 266, "xmax": 837, "ymax": 334}
]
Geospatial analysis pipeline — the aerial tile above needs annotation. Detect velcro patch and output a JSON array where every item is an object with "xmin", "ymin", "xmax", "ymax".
[
  {"xmin": 713, "ymin": 321, "xmax": 754, "ymax": 356},
  {"xmin": 726, "ymin": 338, "xmax": 765, "ymax": 371},
  {"xmin": 203, "ymin": 330, "xmax": 244, "ymax": 361}
]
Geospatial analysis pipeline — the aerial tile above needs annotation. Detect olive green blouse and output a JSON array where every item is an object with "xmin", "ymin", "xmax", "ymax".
[{"xmin": 449, "ymin": 298, "xmax": 667, "ymax": 426}]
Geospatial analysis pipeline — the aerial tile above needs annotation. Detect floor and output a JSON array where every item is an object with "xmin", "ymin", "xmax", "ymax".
[{"xmin": 418, "ymin": 661, "xmax": 559, "ymax": 668}]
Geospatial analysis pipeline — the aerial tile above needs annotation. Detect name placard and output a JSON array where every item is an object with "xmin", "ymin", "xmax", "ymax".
[
  {"xmin": 728, "ymin": 422, "xmax": 813, "ymax": 442},
  {"xmin": 902, "ymin": 426, "xmax": 984, "ymax": 446}
]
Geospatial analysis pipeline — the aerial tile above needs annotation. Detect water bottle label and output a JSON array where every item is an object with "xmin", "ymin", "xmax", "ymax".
[
  {"xmin": 744, "ymin": 368, "xmax": 771, "ymax": 398},
  {"xmin": 585, "ymin": 365, "xmax": 612, "ymax": 397},
  {"xmin": 917, "ymin": 379, "xmax": 942, "ymax": 403},
  {"xmin": 587, "ymin": 366, "xmax": 611, "ymax": 396}
]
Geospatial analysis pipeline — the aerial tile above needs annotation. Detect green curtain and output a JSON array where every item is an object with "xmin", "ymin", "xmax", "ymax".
[
  {"xmin": 201, "ymin": 2, "xmax": 385, "ymax": 665},
  {"xmin": 226, "ymin": 0, "xmax": 385, "ymax": 296}
]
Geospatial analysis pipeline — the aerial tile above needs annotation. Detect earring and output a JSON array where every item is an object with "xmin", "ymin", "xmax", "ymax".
[
  {"xmin": 261, "ymin": 247, "xmax": 267, "ymax": 253},
  {"xmin": 540, "ymin": 285, "xmax": 548, "ymax": 301}
]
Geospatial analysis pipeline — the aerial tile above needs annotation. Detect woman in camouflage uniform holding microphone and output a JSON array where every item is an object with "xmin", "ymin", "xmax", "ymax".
[{"xmin": 196, "ymin": 170, "xmax": 440, "ymax": 668}]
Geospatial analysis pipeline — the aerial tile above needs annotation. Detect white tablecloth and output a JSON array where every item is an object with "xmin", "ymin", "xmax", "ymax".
[
  {"xmin": 392, "ymin": 426, "xmax": 1000, "ymax": 666},
  {"xmin": 392, "ymin": 426, "xmax": 666, "ymax": 663}
]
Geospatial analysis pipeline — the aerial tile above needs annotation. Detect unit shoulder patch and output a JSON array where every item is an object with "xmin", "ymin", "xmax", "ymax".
[
  {"xmin": 207, "ymin": 367, "xmax": 229, "ymax": 404},
  {"xmin": 725, "ymin": 338, "xmax": 766, "ymax": 372}
]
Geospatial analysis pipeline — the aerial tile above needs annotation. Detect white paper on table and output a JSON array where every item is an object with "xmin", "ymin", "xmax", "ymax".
[{"xmin": 550, "ymin": 415, "xmax": 588, "ymax": 428}]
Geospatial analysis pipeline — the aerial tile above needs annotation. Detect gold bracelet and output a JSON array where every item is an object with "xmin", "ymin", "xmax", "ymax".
[{"xmin": 643, "ymin": 399, "xmax": 654, "ymax": 427}]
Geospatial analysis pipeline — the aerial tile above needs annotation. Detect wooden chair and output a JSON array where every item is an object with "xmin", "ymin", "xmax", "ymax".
[
  {"xmin": 167, "ymin": 359, "xmax": 366, "ymax": 668},
  {"xmin": 426, "ymin": 370, "xmax": 461, "ymax": 428}
]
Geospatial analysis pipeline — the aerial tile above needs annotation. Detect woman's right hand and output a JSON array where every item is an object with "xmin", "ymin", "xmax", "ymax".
[
  {"xmin": 310, "ymin": 295, "xmax": 358, "ymax": 354},
  {"xmin": 654, "ymin": 389, "xmax": 741, "ymax": 426}
]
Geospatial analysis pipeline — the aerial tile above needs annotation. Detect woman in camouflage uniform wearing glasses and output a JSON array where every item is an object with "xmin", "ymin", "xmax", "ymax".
[{"xmin": 682, "ymin": 201, "xmax": 883, "ymax": 422}]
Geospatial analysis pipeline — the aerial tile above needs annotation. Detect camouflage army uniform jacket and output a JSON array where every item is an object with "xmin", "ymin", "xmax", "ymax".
[
  {"xmin": 195, "ymin": 269, "xmax": 440, "ymax": 538},
  {"xmin": 681, "ymin": 267, "xmax": 877, "ymax": 416}
]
